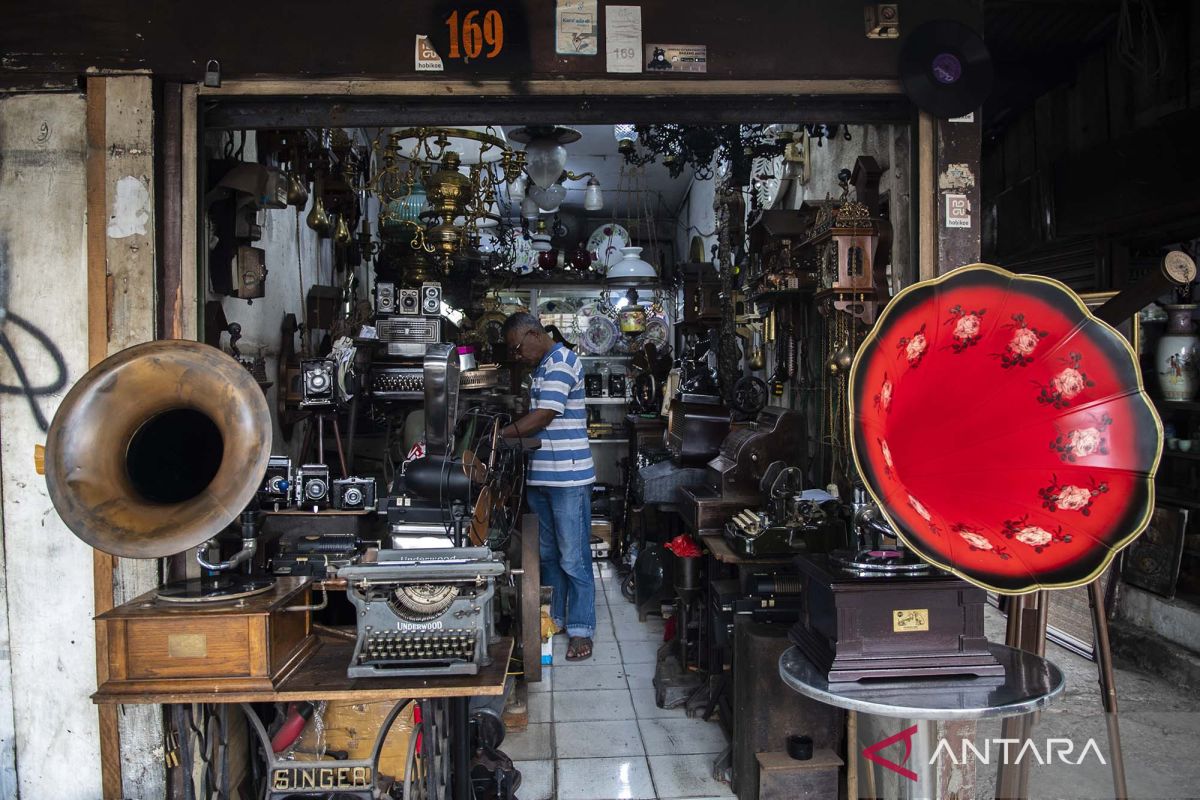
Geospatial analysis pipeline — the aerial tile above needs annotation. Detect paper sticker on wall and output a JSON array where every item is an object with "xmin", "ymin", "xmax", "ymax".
[
  {"xmin": 606, "ymin": 6, "xmax": 642, "ymax": 73},
  {"xmin": 644, "ymin": 44, "xmax": 707, "ymax": 74},
  {"xmin": 107, "ymin": 175, "xmax": 150, "ymax": 238},
  {"xmin": 945, "ymin": 193, "xmax": 971, "ymax": 228},
  {"xmin": 556, "ymin": 0, "xmax": 597, "ymax": 55},
  {"xmin": 415, "ymin": 34, "xmax": 445, "ymax": 72}
]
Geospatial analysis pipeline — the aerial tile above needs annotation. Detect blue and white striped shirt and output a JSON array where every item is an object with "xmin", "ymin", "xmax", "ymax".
[{"xmin": 527, "ymin": 344, "xmax": 595, "ymax": 487}]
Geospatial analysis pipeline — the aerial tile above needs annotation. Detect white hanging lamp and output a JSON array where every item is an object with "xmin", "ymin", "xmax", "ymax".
[{"xmin": 605, "ymin": 246, "xmax": 657, "ymax": 287}]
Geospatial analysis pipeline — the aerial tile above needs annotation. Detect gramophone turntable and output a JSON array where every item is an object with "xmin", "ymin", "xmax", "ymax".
[
  {"xmin": 44, "ymin": 340, "xmax": 320, "ymax": 694},
  {"xmin": 788, "ymin": 493, "xmax": 1002, "ymax": 682}
]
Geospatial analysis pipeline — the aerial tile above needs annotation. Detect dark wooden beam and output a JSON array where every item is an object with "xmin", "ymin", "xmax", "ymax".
[
  {"xmin": 0, "ymin": 0, "xmax": 980, "ymax": 83},
  {"xmin": 202, "ymin": 95, "xmax": 913, "ymax": 130},
  {"xmin": 159, "ymin": 82, "xmax": 183, "ymax": 340}
]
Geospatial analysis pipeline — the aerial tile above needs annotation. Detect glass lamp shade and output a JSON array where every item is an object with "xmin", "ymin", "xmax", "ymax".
[
  {"xmin": 521, "ymin": 195, "xmax": 540, "ymax": 221},
  {"xmin": 508, "ymin": 174, "xmax": 527, "ymax": 202},
  {"xmin": 583, "ymin": 178, "xmax": 604, "ymax": 211},
  {"xmin": 523, "ymin": 137, "xmax": 568, "ymax": 188},
  {"xmin": 614, "ymin": 124, "xmax": 638, "ymax": 147},
  {"xmin": 605, "ymin": 246, "xmax": 657, "ymax": 285},
  {"xmin": 389, "ymin": 126, "xmax": 508, "ymax": 165},
  {"xmin": 530, "ymin": 183, "xmax": 567, "ymax": 213}
]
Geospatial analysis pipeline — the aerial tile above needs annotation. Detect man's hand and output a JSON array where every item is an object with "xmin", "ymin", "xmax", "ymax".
[{"xmin": 501, "ymin": 408, "xmax": 559, "ymax": 440}]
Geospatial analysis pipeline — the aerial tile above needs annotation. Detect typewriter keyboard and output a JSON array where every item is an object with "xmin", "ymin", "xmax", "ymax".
[
  {"xmin": 370, "ymin": 369, "xmax": 424, "ymax": 396},
  {"xmin": 359, "ymin": 629, "xmax": 478, "ymax": 663}
]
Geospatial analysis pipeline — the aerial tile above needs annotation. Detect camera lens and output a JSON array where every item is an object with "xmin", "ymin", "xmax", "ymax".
[
  {"xmin": 305, "ymin": 479, "xmax": 327, "ymax": 500},
  {"xmin": 343, "ymin": 487, "xmax": 363, "ymax": 506}
]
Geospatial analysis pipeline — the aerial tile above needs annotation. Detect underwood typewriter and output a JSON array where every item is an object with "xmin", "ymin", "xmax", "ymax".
[{"xmin": 338, "ymin": 547, "xmax": 505, "ymax": 678}]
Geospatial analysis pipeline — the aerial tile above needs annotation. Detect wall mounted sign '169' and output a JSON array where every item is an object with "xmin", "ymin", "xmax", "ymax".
[{"xmin": 445, "ymin": 8, "xmax": 504, "ymax": 60}]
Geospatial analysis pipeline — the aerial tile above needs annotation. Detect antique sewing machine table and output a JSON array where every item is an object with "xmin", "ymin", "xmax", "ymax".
[{"xmin": 94, "ymin": 634, "xmax": 513, "ymax": 800}]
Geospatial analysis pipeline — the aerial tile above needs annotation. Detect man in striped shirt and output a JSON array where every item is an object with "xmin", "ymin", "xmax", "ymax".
[{"xmin": 500, "ymin": 313, "xmax": 596, "ymax": 660}]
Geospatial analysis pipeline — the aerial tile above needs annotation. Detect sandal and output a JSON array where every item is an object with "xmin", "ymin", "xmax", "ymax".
[{"xmin": 566, "ymin": 637, "xmax": 593, "ymax": 661}]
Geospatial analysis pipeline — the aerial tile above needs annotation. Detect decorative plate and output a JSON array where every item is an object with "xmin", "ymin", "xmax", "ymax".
[
  {"xmin": 580, "ymin": 314, "xmax": 619, "ymax": 355},
  {"xmin": 851, "ymin": 264, "xmax": 1162, "ymax": 595},
  {"xmin": 586, "ymin": 223, "xmax": 631, "ymax": 271},
  {"xmin": 641, "ymin": 316, "xmax": 669, "ymax": 349}
]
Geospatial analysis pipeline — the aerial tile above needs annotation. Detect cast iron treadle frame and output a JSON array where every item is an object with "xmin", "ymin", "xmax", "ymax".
[{"xmin": 244, "ymin": 697, "xmax": 458, "ymax": 799}]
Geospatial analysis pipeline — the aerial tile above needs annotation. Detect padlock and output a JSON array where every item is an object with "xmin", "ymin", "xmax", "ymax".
[{"xmin": 204, "ymin": 59, "xmax": 221, "ymax": 88}]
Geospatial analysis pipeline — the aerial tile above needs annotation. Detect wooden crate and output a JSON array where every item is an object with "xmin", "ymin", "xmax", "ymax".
[
  {"xmin": 292, "ymin": 700, "xmax": 416, "ymax": 780},
  {"xmin": 95, "ymin": 577, "xmax": 317, "ymax": 696},
  {"xmin": 757, "ymin": 750, "xmax": 842, "ymax": 800}
]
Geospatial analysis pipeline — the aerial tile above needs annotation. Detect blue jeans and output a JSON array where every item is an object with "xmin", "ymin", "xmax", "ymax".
[{"xmin": 526, "ymin": 484, "xmax": 595, "ymax": 638}]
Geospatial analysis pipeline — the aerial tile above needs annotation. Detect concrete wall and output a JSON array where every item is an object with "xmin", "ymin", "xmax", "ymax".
[{"xmin": 0, "ymin": 92, "xmax": 102, "ymax": 799}]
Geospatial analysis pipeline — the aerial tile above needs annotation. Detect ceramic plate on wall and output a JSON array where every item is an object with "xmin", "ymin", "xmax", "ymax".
[{"xmin": 587, "ymin": 223, "xmax": 630, "ymax": 271}]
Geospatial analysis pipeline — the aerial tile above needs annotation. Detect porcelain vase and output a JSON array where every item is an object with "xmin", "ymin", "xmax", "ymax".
[{"xmin": 1156, "ymin": 304, "xmax": 1199, "ymax": 401}]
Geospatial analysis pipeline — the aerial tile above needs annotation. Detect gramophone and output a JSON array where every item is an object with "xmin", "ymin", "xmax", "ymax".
[{"xmin": 44, "ymin": 340, "xmax": 317, "ymax": 695}]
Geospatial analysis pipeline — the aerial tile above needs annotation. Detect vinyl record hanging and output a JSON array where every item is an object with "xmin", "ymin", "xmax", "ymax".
[
  {"xmin": 899, "ymin": 20, "xmax": 994, "ymax": 119},
  {"xmin": 850, "ymin": 264, "xmax": 1162, "ymax": 594}
]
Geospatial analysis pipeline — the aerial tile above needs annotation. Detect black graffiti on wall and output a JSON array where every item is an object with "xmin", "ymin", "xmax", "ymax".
[{"xmin": 0, "ymin": 240, "xmax": 68, "ymax": 431}]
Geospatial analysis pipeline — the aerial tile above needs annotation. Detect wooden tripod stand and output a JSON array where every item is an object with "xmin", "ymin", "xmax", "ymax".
[{"xmin": 995, "ymin": 579, "xmax": 1127, "ymax": 799}]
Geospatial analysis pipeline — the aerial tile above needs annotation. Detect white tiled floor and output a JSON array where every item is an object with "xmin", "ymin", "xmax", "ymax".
[{"xmin": 508, "ymin": 563, "xmax": 733, "ymax": 800}]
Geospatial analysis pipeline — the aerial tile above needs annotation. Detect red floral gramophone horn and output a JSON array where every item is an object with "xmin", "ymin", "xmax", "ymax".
[{"xmin": 850, "ymin": 264, "xmax": 1162, "ymax": 594}]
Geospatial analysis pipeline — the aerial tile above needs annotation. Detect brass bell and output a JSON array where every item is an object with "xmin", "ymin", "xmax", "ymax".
[
  {"xmin": 306, "ymin": 194, "xmax": 331, "ymax": 236},
  {"xmin": 286, "ymin": 172, "xmax": 309, "ymax": 208},
  {"xmin": 333, "ymin": 214, "xmax": 352, "ymax": 246}
]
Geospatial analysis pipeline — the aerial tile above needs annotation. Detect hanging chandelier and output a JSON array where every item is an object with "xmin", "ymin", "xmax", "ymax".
[
  {"xmin": 617, "ymin": 124, "xmax": 787, "ymax": 184},
  {"xmin": 368, "ymin": 126, "xmax": 525, "ymax": 272},
  {"xmin": 509, "ymin": 125, "xmax": 604, "ymax": 214}
]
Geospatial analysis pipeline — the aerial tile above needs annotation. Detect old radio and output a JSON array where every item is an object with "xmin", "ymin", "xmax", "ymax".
[{"xmin": 376, "ymin": 317, "xmax": 441, "ymax": 357}]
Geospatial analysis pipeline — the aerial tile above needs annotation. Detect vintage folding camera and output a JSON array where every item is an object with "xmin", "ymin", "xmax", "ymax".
[
  {"xmin": 331, "ymin": 476, "xmax": 377, "ymax": 510},
  {"xmin": 608, "ymin": 373, "xmax": 627, "ymax": 398},
  {"xmin": 300, "ymin": 358, "xmax": 335, "ymax": 407},
  {"xmin": 375, "ymin": 281, "xmax": 396, "ymax": 315},
  {"xmin": 397, "ymin": 288, "xmax": 420, "ymax": 315},
  {"xmin": 420, "ymin": 281, "xmax": 442, "ymax": 315},
  {"xmin": 259, "ymin": 455, "xmax": 292, "ymax": 509},
  {"xmin": 295, "ymin": 463, "xmax": 331, "ymax": 507},
  {"xmin": 585, "ymin": 374, "xmax": 604, "ymax": 398}
]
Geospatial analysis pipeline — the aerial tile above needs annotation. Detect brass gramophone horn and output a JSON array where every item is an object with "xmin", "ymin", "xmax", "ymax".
[{"xmin": 44, "ymin": 340, "xmax": 271, "ymax": 559}]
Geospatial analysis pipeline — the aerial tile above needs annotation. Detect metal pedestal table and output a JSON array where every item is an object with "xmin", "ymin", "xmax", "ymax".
[{"xmin": 779, "ymin": 643, "xmax": 1064, "ymax": 799}]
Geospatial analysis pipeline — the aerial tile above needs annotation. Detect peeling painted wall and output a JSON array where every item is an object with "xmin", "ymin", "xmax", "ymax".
[{"xmin": 0, "ymin": 92, "xmax": 102, "ymax": 799}]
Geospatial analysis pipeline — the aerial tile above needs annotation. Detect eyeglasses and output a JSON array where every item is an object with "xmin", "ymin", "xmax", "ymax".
[{"xmin": 511, "ymin": 329, "xmax": 534, "ymax": 358}]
